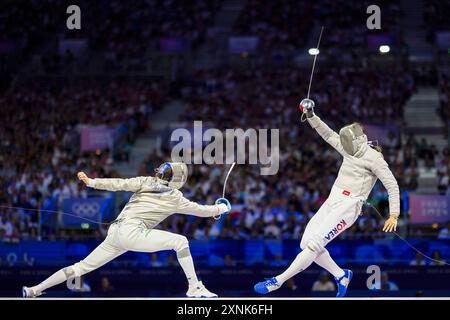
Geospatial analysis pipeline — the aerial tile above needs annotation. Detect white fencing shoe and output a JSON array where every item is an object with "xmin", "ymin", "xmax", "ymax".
[
  {"xmin": 22, "ymin": 286, "xmax": 42, "ymax": 298},
  {"xmin": 186, "ymin": 281, "xmax": 218, "ymax": 298}
]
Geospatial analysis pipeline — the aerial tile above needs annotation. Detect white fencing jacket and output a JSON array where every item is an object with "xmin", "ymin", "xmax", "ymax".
[
  {"xmin": 87, "ymin": 177, "xmax": 228, "ymax": 228},
  {"xmin": 308, "ymin": 115, "xmax": 400, "ymax": 217}
]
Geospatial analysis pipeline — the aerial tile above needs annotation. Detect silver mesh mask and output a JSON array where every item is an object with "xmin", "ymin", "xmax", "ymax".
[
  {"xmin": 339, "ymin": 123, "xmax": 368, "ymax": 157},
  {"xmin": 156, "ymin": 162, "xmax": 188, "ymax": 189}
]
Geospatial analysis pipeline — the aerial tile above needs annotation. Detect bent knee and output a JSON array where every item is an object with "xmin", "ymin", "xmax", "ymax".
[
  {"xmin": 64, "ymin": 265, "xmax": 81, "ymax": 278},
  {"xmin": 301, "ymin": 235, "xmax": 325, "ymax": 254},
  {"xmin": 173, "ymin": 235, "xmax": 189, "ymax": 252}
]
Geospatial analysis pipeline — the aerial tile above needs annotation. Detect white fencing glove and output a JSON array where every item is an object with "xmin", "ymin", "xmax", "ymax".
[{"xmin": 215, "ymin": 198, "xmax": 231, "ymax": 214}]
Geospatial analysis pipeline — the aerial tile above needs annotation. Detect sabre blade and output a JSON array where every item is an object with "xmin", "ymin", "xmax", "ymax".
[
  {"xmin": 306, "ymin": 26, "xmax": 324, "ymax": 99},
  {"xmin": 222, "ymin": 162, "xmax": 236, "ymax": 198},
  {"xmin": 213, "ymin": 162, "xmax": 236, "ymax": 221}
]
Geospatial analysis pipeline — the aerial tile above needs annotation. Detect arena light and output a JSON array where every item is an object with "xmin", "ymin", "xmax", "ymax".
[
  {"xmin": 379, "ymin": 45, "xmax": 390, "ymax": 53},
  {"xmin": 308, "ymin": 48, "xmax": 320, "ymax": 56}
]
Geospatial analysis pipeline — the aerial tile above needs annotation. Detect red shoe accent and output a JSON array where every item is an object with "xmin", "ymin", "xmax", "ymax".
[{"xmin": 342, "ymin": 190, "xmax": 350, "ymax": 196}]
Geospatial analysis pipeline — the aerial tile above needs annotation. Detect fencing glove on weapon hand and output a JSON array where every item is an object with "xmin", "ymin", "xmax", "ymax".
[
  {"xmin": 339, "ymin": 123, "xmax": 369, "ymax": 157},
  {"xmin": 299, "ymin": 98, "xmax": 315, "ymax": 118},
  {"xmin": 215, "ymin": 198, "xmax": 231, "ymax": 214},
  {"xmin": 155, "ymin": 162, "xmax": 188, "ymax": 189}
]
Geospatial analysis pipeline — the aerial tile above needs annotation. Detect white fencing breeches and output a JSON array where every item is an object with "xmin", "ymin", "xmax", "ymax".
[
  {"xmin": 275, "ymin": 192, "xmax": 364, "ymax": 285},
  {"xmin": 71, "ymin": 220, "xmax": 189, "ymax": 277},
  {"xmin": 300, "ymin": 190, "xmax": 364, "ymax": 253}
]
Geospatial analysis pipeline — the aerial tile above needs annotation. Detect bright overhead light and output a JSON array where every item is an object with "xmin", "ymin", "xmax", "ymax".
[
  {"xmin": 379, "ymin": 45, "xmax": 390, "ymax": 53},
  {"xmin": 308, "ymin": 48, "xmax": 320, "ymax": 55}
]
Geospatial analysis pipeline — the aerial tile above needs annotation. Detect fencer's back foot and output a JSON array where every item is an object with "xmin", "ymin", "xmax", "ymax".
[{"xmin": 335, "ymin": 269, "xmax": 353, "ymax": 298}]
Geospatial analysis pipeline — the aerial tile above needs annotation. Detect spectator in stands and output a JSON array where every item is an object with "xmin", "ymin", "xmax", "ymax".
[
  {"xmin": 0, "ymin": 215, "xmax": 14, "ymax": 243},
  {"xmin": 224, "ymin": 254, "xmax": 236, "ymax": 267},
  {"xmin": 404, "ymin": 135, "xmax": 418, "ymax": 168},
  {"xmin": 282, "ymin": 217, "xmax": 302, "ymax": 240},
  {"xmin": 284, "ymin": 279, "xmax": 298, "ymax": 293},
  {"xmin": 429, "ymin": 250, "xmax": 446, "ymax": 266},
  {"xmin": 369, "ymin": 272, "xmax": 399, "ymax": 291},
  {"xmin": 418, "ymin": 138, "xmax": 431, "ymax": 160},
  {"xmin": 311, "ymin": 272, "xmax": 335, "ymax": 292},
  {"xmin": 385, "ymin": 131, "xmax": 400, "ymax": 150},
  {"xmin": 409, "ymin": 253, "xmax": 427, "ymax": 266},
  {"xmin": 438, "ymin": 173, "xmax": 449, "ymax": 195},
  {"xmin": 150, "ymin": 254, "xmax": 163, "ymax": 267},
  {"xmin": 270, "ymin": 255, "xmax": 286, "ymax": 267},
  {"xmin": 404, "ymin": 163, "xmax": 419, "ymax": 191},
  {"xmin": 264, "ymin": 220, "xmax": 281, "ymax": 239},
  {"xmin": 166, "ymin": 254, "xmax": 176, "ymax": 267},
  {"xmin": 99, "ymin": 276, "xmax": 115, "ymax": 296},
  {"xmin": 438, "ymin": 222, "xmax": 450, "ymax": 239}
]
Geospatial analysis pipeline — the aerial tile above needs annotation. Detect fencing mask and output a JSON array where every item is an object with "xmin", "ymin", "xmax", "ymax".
[
  {"xmin": 155, "ymin": 162, "xmax": 188, "ymax": 189},
  {"xmin": 339, "ymin": 123, "xmax": 368, "ymax": 157}
]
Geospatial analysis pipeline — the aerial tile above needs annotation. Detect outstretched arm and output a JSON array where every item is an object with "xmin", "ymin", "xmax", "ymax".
[
  {"xmin": 300, "ymin": 98, "xmax": 345, "ymax": 155},
  {"xmin": 307, "ymin": 115, "xmax": 345, "ymax": 154},
  {"xmin": 177, "ymin": 196, "xmax": 229, "ymax": 218},
  {"xmin": 371, "ymin": 157, "xmax": 401, "ymax": 232},
  {"xmin": 77, "ymin": 171, "xmax": 147, "ymax": 192}
]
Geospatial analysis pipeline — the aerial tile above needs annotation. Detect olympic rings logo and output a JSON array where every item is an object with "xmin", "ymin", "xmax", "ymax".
[{"xmin": 71, "ymin": 202, "xmax": 100, "ymax": 218}]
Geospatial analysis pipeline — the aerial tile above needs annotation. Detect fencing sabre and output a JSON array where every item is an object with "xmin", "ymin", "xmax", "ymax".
[
  {"xmin": 364, "ymin": 202, "xmax": 450, "ymax": 266},
  {"xmin": 301, "ymin": 26, "xmax": 324, "ymax": 123},
  {"xmin": 213, "ymin": 162, "xmax": 236, "ymax": 220}
]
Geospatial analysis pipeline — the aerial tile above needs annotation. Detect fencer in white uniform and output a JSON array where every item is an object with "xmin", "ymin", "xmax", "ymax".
[
  {"xmin": 23, "ymin": 162, "xmax": 231, "ymax": 298},
  {"xmin": 254, "ymin": 98, "xmax": 400, "ymax": 297}
]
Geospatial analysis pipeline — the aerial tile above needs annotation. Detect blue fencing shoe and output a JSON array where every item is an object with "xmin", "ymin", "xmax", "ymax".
[
  {"xmin": 335, "ymin": 269, "xmax": 353, "ymax": 297},
  {"xmin": 254, "ymin": 277, "xmax": 281, "ymax": 294}
]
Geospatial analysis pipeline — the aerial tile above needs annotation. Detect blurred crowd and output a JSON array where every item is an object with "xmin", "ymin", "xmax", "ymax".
[
  {"xmin": 65, "ymin": 0, "xmax": 222, "ymax": 54},
  {"xmin": 437, "ymin": 68, "xmax": 450, "ymax": 194},
  {"xmin": 0, "ymin": 79, "xmax": 166, "ymax": 242},
  {"xmin": 315, "ymin": 0, "xmax": 402, "ymax": 51},
  {"xmin": 401, "ymin": 135, "xmax": 450, "ymax": 195},
  {"xmin": 1, "ymin": 0, "xmax": 222, "ymax": 76},
  {"xmin": 424, "ymin": 0, "xmax": 450, "ymax": 44},
  {"xmin": 0, "ymin": 0, "xmax": 63, "ymax": 53},
  {"xmin": 438, "ymin": 68, "xmax": 450, "ymax": 122},
  {"xmin": 232, "ymin": 0, "xmax": 313, "ymax": 54},
  {"xmin": 232, "ymin": 0, "xmax": 402, "ymax": 56}
]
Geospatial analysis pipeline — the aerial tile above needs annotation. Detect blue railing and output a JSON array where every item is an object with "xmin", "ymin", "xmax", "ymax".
[{"xmin": 1, "ymin": 239, "xmax": 448, "ymax": 267}]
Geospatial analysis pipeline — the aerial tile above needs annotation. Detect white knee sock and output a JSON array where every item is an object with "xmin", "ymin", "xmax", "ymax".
[
  {"xmin": 314, "ymin": 249, "xmax": 345, "ymax": 278},
  {"xmin": 275, "ymin": 248, "xmax": 318, "ymax": 285},
  {"xmin": 177, "ymin": 255, "xmax": 199, "ymax": 286},
  {"xmin": 31, "ymin": 268, "xmax": 69, "ymax": 294}
]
